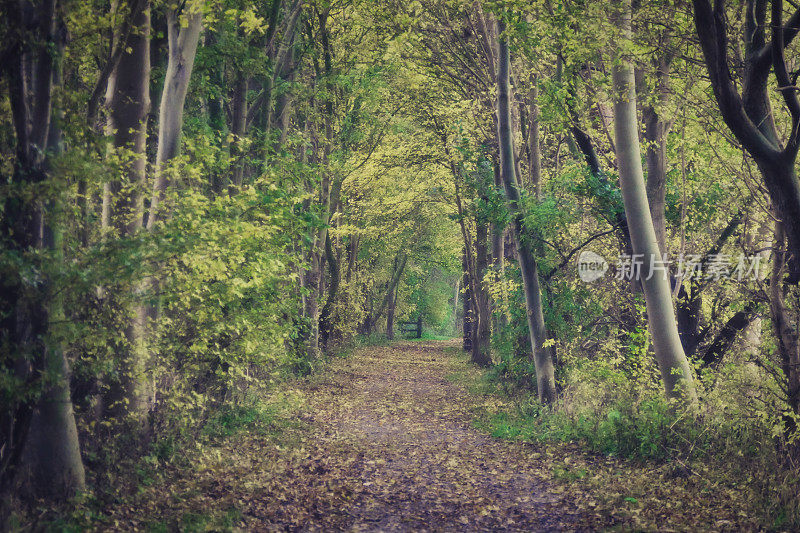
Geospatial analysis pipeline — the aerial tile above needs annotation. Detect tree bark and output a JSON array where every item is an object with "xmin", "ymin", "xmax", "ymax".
[
  {"xmin": 270, "ymin": 20, "xmax": 300, "ymax": 153},
  {"xmin": 642, "ymin": 54, "xmax": 672, "ymax": 255},
  {"xmin": 462, "ymin": 248, "xmax": 474, "ymax": 352},
  {"xmin": 229, "ymin": 74, "xmax": 248, "ymax": 189},
  {"xmin": 387, "ymin": 279, "xmax": 397, "ymax": 341},
  {"xmin": 528, "ymin": 75, "xmax": 542, "ymax": 198},
  {"xmin": 770, "ymin": 222, "xmax": 800, "ymax": 417},
  {"xmin": 491, "ymin": 162, "xmax": 506, "ymax": 333},
  {"xmin": 303, "ymin": 255, "xmax": 322, "ymax": 359},
  {"xmin": 302, "ymin": 5, "xmax": 334, "ymax": 357},
  {"xmin": 613, "ymin": 0, "xmax": 695, "ymax": 402},
  {"xmin": 319, "ymin": 231, "xmax": 341, "ymax": 350}
]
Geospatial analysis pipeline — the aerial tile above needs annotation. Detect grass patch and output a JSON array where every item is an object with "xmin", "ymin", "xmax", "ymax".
[
  {"xmin": 202, "ymin": 390, "xmax": 306, "ymax": 440},
  {"xmin": 440, "ymin": 348, "xmax": 800, "ymax": 530},
  {"xmin": 404, "ymin": 331, "xmax": 454, "ymax": 341}
]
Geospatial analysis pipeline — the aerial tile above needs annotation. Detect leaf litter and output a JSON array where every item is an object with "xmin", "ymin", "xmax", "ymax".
[{"xmin": 103, "ymin": 340, "xmax": 755, "ymax": 531}]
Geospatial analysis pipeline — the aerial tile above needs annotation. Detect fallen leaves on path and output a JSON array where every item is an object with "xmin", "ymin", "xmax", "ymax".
[{"xmin": 101, "ymin": 341, "xmax": 756, "ymax": 531}]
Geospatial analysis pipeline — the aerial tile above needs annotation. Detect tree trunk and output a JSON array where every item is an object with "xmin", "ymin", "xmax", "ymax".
[
  {"xmin": 676, "ymin": 283, "xmax": 703, "ymax": 357},
  {"xmin": 147, "ymin": 4, "xmax": 203, "ymax": 229},
  {"xmin": 640, "ymin": 48, "xmax": 674, "ymax": 257},
  {"xmin": 770, "ymin": 222, "xmax": 800, "ymax": 418},
  {"xmin": 387, "ymin": 282, "xmax": 396, "ymax": 340},
  {"xmin": 230, "ymin": 74, "xmax": 248, "ymax": 189},
  {"xmin": 462, "ymin": 248, "xmax": 474, "ymax": 352},
  {"xmin": 28, "ymin": 25, "xmax": 86, "ymax": 498},
  {"xmin": 271, "ymin": 29, "xmax": 298, "ymax": 153},
  {"xmin": 24, "ymin": 321, "xmax": 86, "ymax": 498},
  {"xmin": 528, "ymin": 75, "xmax": 542, "ymax": 198},
  {"xmin": 101, "ymin": 0, "xmax": 152, "ymax": 423},
  {"xmin": 472, "ymin": 218, "xmax": 492, "ymax": 367},
  {"xmin": 319, "ymin": 232, "xmax": 341, "ymax": 350},
  {"xmin": 495, "ymin": 18, "xmax": 555, "ymax": 402},
  {"xmin": 612, "ymin": 0, "xmax": 695, "ymax": 402},
  {"xmin": 303, "ymin": 255, "xmax": 323, "ymax": 360},
  {"xmin": 0, "ymin": 0, "xmax": 85, "ymax": 497},
  {"xmin": 300, "ymin": 7, "xmax": 335, "ymax": 358},
  {"xmin": 491, "ymin": 162, "xmax": 506, "ymax": 332},
  {"xmin": 452, "ymin": 278, "xmax": 460, "ymax": 334},
  {"xmin": 692, "ymin": 0, "xmax": 800, "ymax": 282},
  {"xmin": 642, "ymin": 70, "xmax": 670, "ymax": 256}
]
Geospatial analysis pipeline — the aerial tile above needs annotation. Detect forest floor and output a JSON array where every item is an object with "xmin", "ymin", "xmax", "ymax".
[{"xmin": 98, "ymin": 340, "xmax": 757, "ymax": 532}]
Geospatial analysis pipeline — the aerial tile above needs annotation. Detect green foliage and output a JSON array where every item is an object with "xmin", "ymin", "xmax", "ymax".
[
  {"xmin": 202, "ymin": 392, "xmax": 304, "ymax": 440},
  {"xmin": 478, "ymin": 351, "xmax": 800, "ymax": 528}
]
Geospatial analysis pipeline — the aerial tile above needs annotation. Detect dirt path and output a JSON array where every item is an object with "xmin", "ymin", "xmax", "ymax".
[
  {"xmin": 108, "ymin": 341, "xmax": 606, "ymax": 531},
  {"xmin": 245, "ymin": 340, "xmax": 589, "ymax": 531},
  {"xmin": 93, "ymin": 340, "xmax": 764, "ymax": 531}
]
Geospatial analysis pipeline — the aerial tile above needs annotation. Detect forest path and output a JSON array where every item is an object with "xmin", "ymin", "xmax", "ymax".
[
  {"xmin": 111, "ymin": 341, "xmax": 607, "ymax": 531},
  {"xmin": 243, "ymin": 340, "xmax": 588, "ymax": 531}
]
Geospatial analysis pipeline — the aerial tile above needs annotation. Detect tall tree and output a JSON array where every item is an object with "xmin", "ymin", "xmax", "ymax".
[
  {"xmin": 693, "ymin": 0, "xmax": 800, "ymax": 282},
  {"xmin": 612, "ymin": 0, "xmax": 695, "ymax": 402},
  {"xmin": 0, "ymin": 0, "xmax": 85, "ymax": 496},
  {"xmin": 147, "ymin": 0, "xmax": 204, "ymax": 228},
  {"xmin": 495, "ymin": 17, "xmax": 556, "ymax": 403},
  {"xmin": 101, "ymin": 0, "xmax": 152, "ymax": 422}
]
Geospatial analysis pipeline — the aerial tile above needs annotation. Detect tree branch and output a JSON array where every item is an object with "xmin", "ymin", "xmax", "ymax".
[
  {"xmin": 543, "ymin": 228, "xmax": 618, "ymax": 281},
  {"xmin": 692, "ymin": 0, "xmax": 781, "ymax": 160},
  {"xmin": 773, "ymin": 0, "xmax": 800, "ymax": 155}
]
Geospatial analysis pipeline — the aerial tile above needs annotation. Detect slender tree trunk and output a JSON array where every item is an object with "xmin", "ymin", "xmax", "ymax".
[
  {"xmin": 612, "ymin": 0, "xmax": 695, "ymax": 402},
  {"xmin": 643, "ymin": 114, "xmax": 668, "ymax": 255},
  {"xmin": 302, "ymin": 6, "xmax": 334, "ymax": 358},
  {"xmin": 369, "ymin": 254, "xmax": 407, "ymax": 332},
  {"xmin": 528, "ymin": 75, "xmax": 542, "ymax": 198},
  {"xmin": 462, "ymin": 248, "xmax": 474, "ymax": 352},
  {"xmin": 319, "ymin": 232, "xmax": 340, "ymax": 350},
  {"xmin": 642, "ymin": 55, "xmax": 672, "ymax": 256},
  {"xmin": 346, "ymin": 235, "xmax": 358, "ymax": 283},
  {"xmin": 491, "ymin": 162, "xmax": 506, "ymax": 332},
  {"xmin": 303, "ymin": 255, "xmax": 323, "ymax": 359},
  {"xmin": 387, "ymin": 281, "xmax": 396, "ymax": 340},
  {"xmin": 147, "ymin": 4, "xmax": 203, "ymax": 228},
  {"xmin": 205, "ymin": 31, "xmax": 226, "ymax": 194},
  {"xmin": 472, "ymin": 219, "xmax": 492, "ymax": 366},
  {"xmin": 452, "ymin": 278, "xmax": 460, "ymax": 334},
  {"xmin": 271, "ymin": 30, "xmax": 298, "ymax": 153},
  {"xmin": 770, "ymin": 222, "xmax": 800, "ymax": 418},
  {"xmin": 495, "ymin": 18, "xmax": 555, "ymax": 402},
  {"xmin": 230, "ymin": 74, "xmax": 248, "ymax": 189}
]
